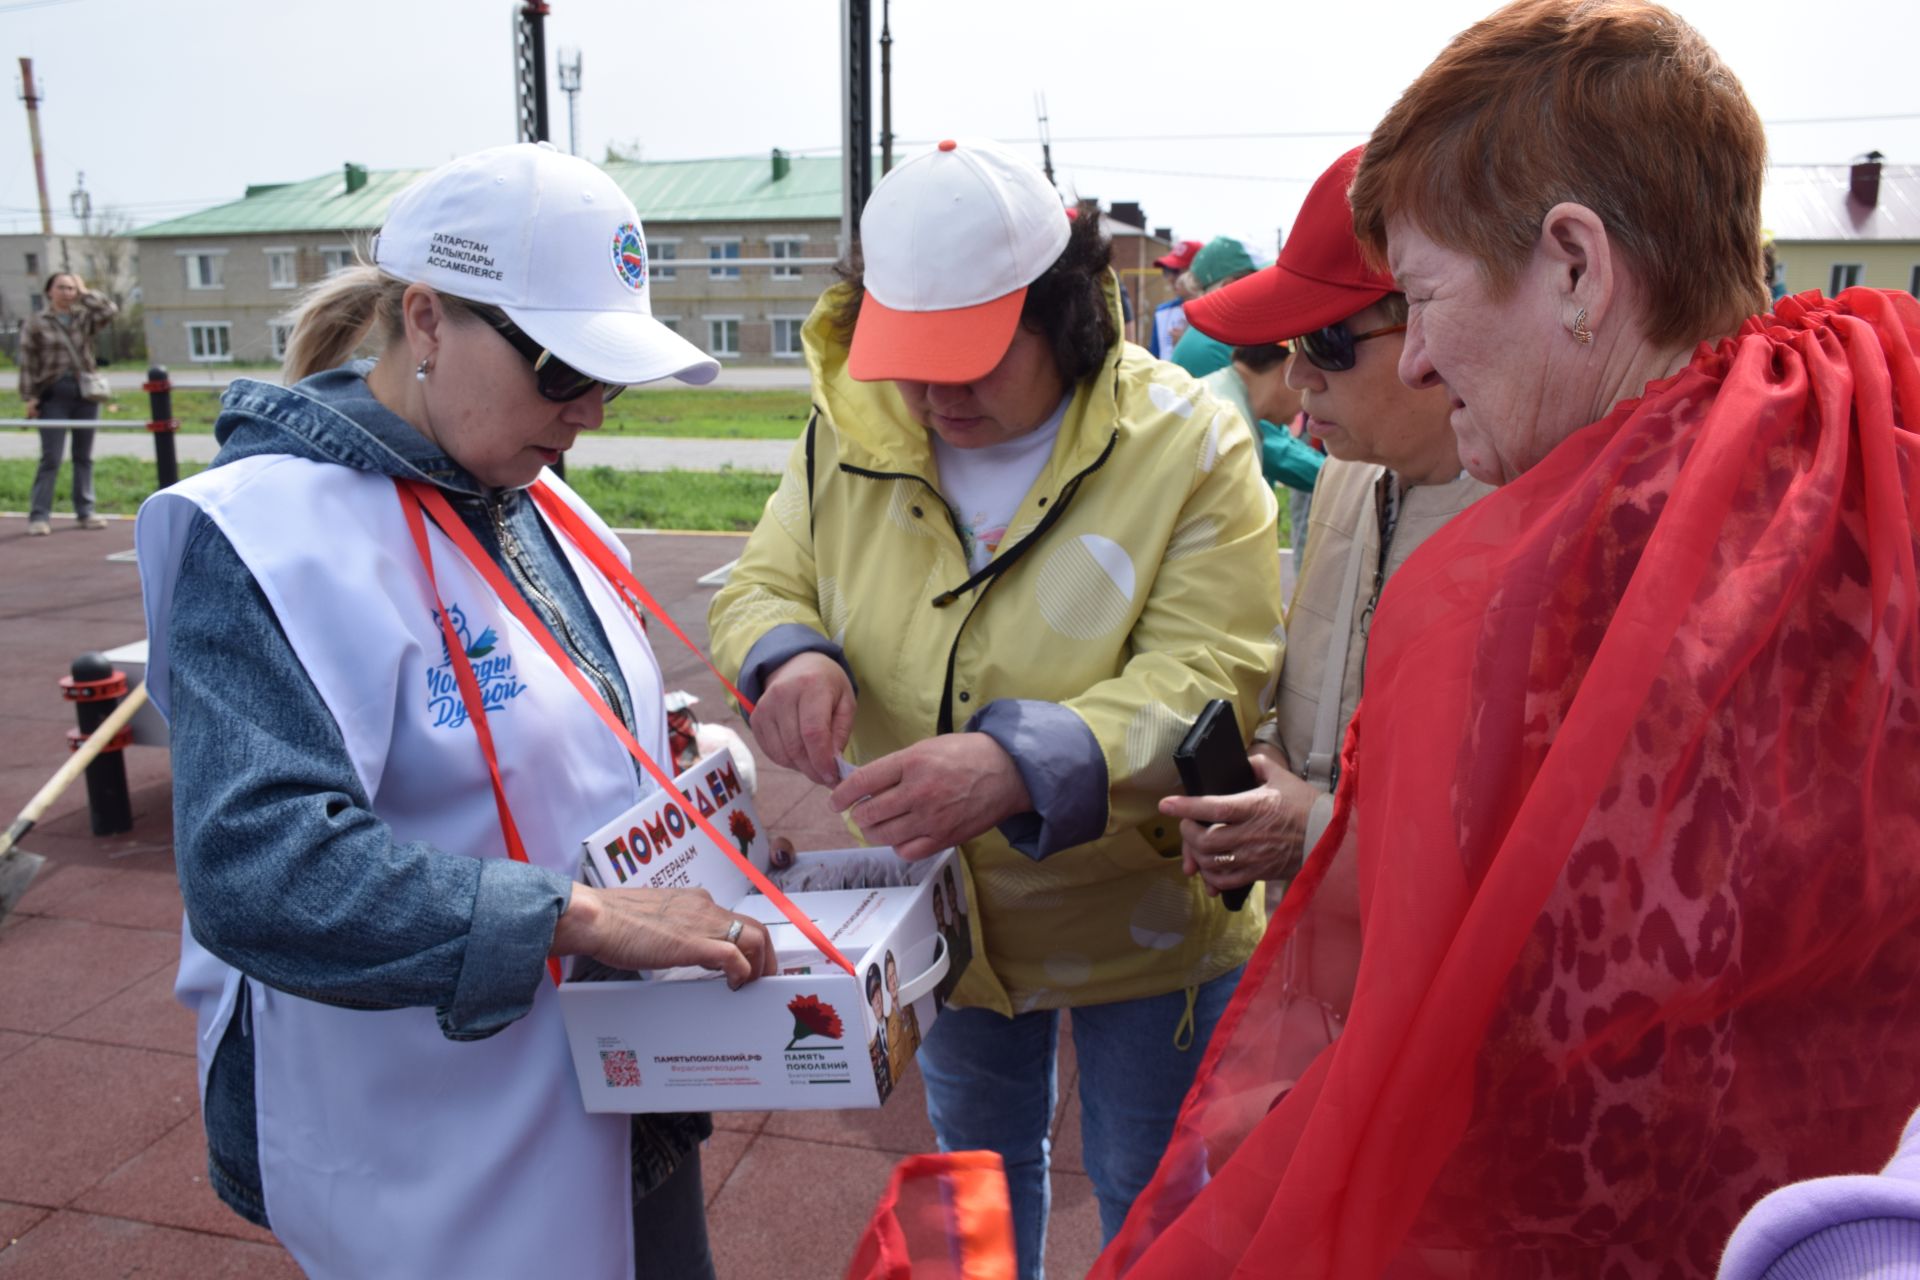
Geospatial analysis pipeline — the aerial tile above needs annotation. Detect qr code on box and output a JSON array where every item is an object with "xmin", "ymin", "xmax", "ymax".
[{"xmin": 600, "ymin": 1049, "xmax": 642, "ymax": 1088}]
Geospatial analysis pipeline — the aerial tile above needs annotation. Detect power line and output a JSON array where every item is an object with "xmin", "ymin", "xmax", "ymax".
[
  {"xmin": 1066, "ymin": 164, "xmax": 1314, "ymax": 183},
  {"xmin": 1766, "ymin": 111, "xmax": 1920, "ymax": 127},
  {"xmin": 916, "ymin": 129, "xmax": 1371, "ymax": 146},
  {"xmin": 906, "ymin": 110, "xmax": 1920, "ymax": 148}
]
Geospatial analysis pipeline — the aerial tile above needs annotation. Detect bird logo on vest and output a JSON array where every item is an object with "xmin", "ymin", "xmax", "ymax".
[{"xmin": 426, "ymin": 603, "xmax": 527, "ymax": 730}]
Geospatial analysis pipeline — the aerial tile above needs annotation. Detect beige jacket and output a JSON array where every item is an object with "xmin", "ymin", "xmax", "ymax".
[{"xmin": 1259, "ymin": 458, "xmax": 1493, "ymax": 847}]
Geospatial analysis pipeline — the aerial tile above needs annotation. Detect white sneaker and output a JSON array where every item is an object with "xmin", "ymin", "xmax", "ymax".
[
  {"xmin": 28, "ymin": 520, "xmax": 51, "ymax": 536},
  {"xmin": 79, "ymin": 516, "xmax": 109, "ymax": 530}
]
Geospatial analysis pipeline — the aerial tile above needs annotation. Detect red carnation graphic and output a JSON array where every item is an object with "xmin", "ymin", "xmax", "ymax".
[
  {"xmin": 729, "ymin": 809, "xmax": 757, "ymax": 856},
  {"xmin": 785, "ymin": 994, "xmax": 844, "ymax": 1050}
]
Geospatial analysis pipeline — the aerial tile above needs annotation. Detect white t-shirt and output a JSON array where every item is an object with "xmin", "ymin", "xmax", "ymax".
[{"xmin": 930, "ymin": 395, "xmax": 1070, "ymax": 572}]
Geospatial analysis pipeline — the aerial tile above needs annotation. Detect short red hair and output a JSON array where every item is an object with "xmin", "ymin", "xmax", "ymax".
[{"xmin": 1350, "ymin": 0, "xmax": 1769, "ymax": 346}]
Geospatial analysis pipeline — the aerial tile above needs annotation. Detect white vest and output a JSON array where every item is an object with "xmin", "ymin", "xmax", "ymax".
[{"xmin": 138, "ymin": 455, "xmax": 666, "ymax": 1280}]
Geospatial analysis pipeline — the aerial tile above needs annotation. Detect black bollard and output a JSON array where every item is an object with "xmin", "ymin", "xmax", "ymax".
[
  {"xmin": 61, "ymin": 653, "xmax": 134, "ymax": 836},
  {"xmin": 145, "ymin": 365, "xmax": 179, "ymax": 489}
]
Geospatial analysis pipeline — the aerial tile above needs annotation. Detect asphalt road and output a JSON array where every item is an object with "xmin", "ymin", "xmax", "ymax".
[
  {"xmin": 0, "ymin": 426, "xmax": 793, "ymax": 472},
  {"xmin": 93, "ymin": 364, "xmax": 813, "ymax": 392}
]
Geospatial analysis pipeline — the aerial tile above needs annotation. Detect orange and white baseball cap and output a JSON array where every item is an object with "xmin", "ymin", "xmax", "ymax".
[{"xmin": 848, "ymin": 138, "xmax": 1070, "ymax": 384}]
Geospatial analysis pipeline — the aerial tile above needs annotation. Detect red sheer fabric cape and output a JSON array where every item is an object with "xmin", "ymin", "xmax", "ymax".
[
  {"xmin": 846, "ymin": 1152, "xmax": 1017, "ymax": 1280},
  {"xmin": 1095, "ymin": 289, "xmax": 1920, "ymax": 1280}
]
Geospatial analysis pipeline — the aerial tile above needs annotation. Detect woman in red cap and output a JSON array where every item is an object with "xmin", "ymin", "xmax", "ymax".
[
  {"xmin": 1099, "ymin": 2, "xmax": 1920, "ymax": 1276},
  {"xmin": 711, "ymin": 138, "xmax": 1284, "ymax": 1279},
  {"xmin": 1161, "ymin": 149, "xmax": 1489, "ymax": 935},
  {"xmin": 1148, "ymin": 239, "xmax": 1203, "ymax": 358}
]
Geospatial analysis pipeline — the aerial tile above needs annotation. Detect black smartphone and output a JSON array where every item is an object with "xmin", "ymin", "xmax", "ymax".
[{"xmin": 1172, "ymin": 699, "xmax": 1257, "ymax": 912}]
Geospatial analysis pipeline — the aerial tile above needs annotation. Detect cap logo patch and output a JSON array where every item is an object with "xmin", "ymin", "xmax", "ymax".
[{"xmin": 612, "ymin": 223, "xmax": 647, "ymax": 291}]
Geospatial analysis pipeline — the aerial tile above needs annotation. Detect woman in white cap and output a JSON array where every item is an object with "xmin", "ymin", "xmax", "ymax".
[
  {"xmin": 709, "ymin": 138, "xmax": 1284, "ymax": 1278},
  {"xmin": 134, "ymin": 143, "xmax": 775, "ymax": 1280}
]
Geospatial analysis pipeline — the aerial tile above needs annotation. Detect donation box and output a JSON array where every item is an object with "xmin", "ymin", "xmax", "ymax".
[{"xmin": 556, "ymin": 749, "xmax": 974, "ymax": 1112}]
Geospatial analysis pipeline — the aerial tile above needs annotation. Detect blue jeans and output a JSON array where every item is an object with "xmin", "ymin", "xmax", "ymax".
[{"xmin": 916, "ymin": 967, "xmax": 1243, "ymax": 1280}]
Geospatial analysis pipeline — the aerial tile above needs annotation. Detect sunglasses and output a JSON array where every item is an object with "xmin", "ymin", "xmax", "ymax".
[
  {"xmin": 1294, "ymin": 321, "xmax": 1407, "ymax": 373},
  {"xmin": 466, "ymin": 304, "xmax": 625, "ymax": 404}
]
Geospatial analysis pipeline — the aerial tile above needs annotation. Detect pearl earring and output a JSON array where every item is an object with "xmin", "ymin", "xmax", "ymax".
[{"xmin": 415, "ymin": 358, "xmax": 431, "ymax": 382}]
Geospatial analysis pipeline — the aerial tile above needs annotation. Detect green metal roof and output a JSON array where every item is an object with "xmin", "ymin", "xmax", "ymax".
[
  {"xmin": 132, "ymin": 154, "xmax": 844, "ymax": 239},
  {"xmin": 607, "ymin": 154, "xmax": 843, "ymax": 221},
  {"xmin": 131, "ymin": 166, "xmax": 426, "ymax": 238}
]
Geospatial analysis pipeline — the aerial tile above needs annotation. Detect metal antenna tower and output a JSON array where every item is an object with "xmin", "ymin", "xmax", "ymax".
[
  {"xmin": 1035, "ymin": 92, "xmax": 1056, "ymax": 187},
  {"xmin": 879, "ymin": 0, "xmax": 893, "ymax": 174},
  {"xmin": 557, "ymin": 49, "xmax": 582, "ymax": 155},
  {"xmin": 70, "ymin": 170, "xmax": 92, "ymax": 236},
  {"xmin": 513, "ymin": 2, "xmax": 551, "ymax": 144}
]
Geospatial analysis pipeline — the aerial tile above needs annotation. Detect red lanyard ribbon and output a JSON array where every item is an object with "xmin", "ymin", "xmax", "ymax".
[
  {"xmin": 395, "ymin": 478, "xmax": 855, "ymax": 978},
  {"xmin": 528, "ymin": 481, "xmax": 756, "ymax": 716},
  {"xmin": 398, "ymin": 490, "xmax": 566, "ymax": 986}
]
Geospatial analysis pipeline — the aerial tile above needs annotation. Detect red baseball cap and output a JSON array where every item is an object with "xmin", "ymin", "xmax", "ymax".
[
  {"xmin": 1154, "ymin": 239, "xmax": 1203, "ymax": 272},
  {"xmin": 1185, "ymin": 148, "xmax": 1395, "ymax": 344}
]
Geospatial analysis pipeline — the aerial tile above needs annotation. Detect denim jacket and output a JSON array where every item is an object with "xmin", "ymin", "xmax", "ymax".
[{"xmin": 169, "ymin": 362, "xmax": 708, "ymax": 1227}]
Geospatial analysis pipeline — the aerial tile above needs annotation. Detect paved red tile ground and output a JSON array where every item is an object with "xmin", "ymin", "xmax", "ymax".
[{"xmin": 0, "ymin": 513, "xmax": 1103, "ymax": 1278}]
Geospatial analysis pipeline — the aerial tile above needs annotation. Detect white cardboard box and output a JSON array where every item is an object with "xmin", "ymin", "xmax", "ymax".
[{"xmin": 558, "ymin": 755, "xmax": 975, "ymax": 1113}]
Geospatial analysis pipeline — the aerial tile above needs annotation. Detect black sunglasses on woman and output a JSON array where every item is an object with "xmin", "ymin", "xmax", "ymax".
[
  {"xmin": 467, "ymin": 303, "xmax": 626, "ymax": 404},
  {"xmin": 1294, "ymin": 320, "xmax": 1407, "ymax": 373}
]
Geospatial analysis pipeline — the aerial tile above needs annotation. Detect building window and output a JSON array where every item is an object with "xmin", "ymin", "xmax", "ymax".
[
  {"xmin": 268, "ymin": 321, "xmax": 295, "ymax": 361},
  {"xmin": 706, "ymin": 238, "xmax": 741, "ymax": 280},
  {"xmin": 187, "ymin": 322, "xmax": 233, "ymax": 363},
  {"xmin": 182, "ymin": 250, "xmax": 226, "ymax": 290},
  {"xmin": 1829, "ymin": 263, "xmax": 1863, "ymax": 295},
  {"xmin": 656, "ymin": 315, "xmax": 680, "ymax": 334},
  {"xmin": 24, "ymin": 251, "xmax": 39, "ymax": 275},
  {"xmin": 1910, "ymin": 265, "xmax": 1920, "ymax": 298},
  {"xmin": 320, "ymin": 246, "xmax": 354, "ymax": 276},
  {"xmin": 772, "ymin": 316, "xmax": 805, "ymax": 358},
  {"xmin": 769, "ymin": 236, "xmax": 808, "ymax": 280},
  {"xmin": 707, "ymin": 316, "xmax": 740, "ymax": 358},
  {"xmin": 29, "ymin": 294, "xmax": 44, "ymax": 313},
  {"xmin": 265, "ymin": 248, "xmax": 298, "ymax": 289},
  {"xmin": 648, "ymin": 240, "xmax": 678, "ymax": 281}
]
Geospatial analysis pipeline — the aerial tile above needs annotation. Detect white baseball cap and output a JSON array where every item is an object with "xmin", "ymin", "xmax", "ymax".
[
  {"xmin": 848, "ymin": 138, "xmax": 1070, "ymax": 384},
  {"xmin": 373, "ymin": 142, "xmax": 718, "ymax": 387}
]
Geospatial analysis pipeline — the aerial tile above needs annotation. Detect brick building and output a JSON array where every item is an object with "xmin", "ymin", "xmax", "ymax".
[{"xmin": 0, "ymin": 230, "xmax": 140, "ymax": 360}]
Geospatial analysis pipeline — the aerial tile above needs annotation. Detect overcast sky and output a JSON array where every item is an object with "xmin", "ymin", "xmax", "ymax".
[{"xmin": 4, "ymin": 0, "xmax": 1915, "ymax": 249}]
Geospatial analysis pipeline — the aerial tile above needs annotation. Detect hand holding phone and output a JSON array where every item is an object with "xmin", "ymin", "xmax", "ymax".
[{"xmin": 1172, "ymin": 699, "xmax": 1257, "ymax": 912}]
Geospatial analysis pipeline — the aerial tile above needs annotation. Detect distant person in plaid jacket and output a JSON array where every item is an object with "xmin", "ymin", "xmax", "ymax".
[{"xmin": 18, "ymin": 272, "xmax": 118, "ymax": 535}]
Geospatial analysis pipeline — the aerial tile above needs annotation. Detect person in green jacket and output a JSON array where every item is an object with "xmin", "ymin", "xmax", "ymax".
[
  {"xmin": 709, "ymin": 139, "xmax": 1283, "ymax": 1280},
  {"xmin": 1168, "ymin": 236, "xmax": 1263, "ymax": 378},
  {"xmin": 1199, "ymin": 341, "xmax": 1323, "ymax": 544}
]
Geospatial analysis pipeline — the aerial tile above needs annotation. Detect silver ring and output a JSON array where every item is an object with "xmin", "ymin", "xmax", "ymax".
[
  {"xmin": 1213, "ymin": 852, "xmax": 1237, "ymax": 866},
  {"xmin": 724, "ymin": 919, "xmax": 744, "ymax": 945}
]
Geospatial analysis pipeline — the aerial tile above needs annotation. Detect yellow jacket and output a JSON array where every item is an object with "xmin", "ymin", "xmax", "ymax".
[{"xmin": 709, "ymin": 281, "xmax": 1283, "ymax": 1014}]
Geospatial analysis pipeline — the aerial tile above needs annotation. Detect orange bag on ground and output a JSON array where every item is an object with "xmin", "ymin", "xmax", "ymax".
[{"xmin": 847, "ymin": 1151, "xmax": 1017, "ymax": 1280}]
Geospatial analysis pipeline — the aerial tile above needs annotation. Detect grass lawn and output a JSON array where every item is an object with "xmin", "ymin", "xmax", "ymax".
[
  {"xmin": 0, "ymin": 385, "xmax": 810, "ymax": 441},
  {"xmin": 602, "ymin": 388, "xmax": 810, "ymax": 439},
  {"xmin": 1, "ymin": 457, "xmax": 779, "ymax": 532}
]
